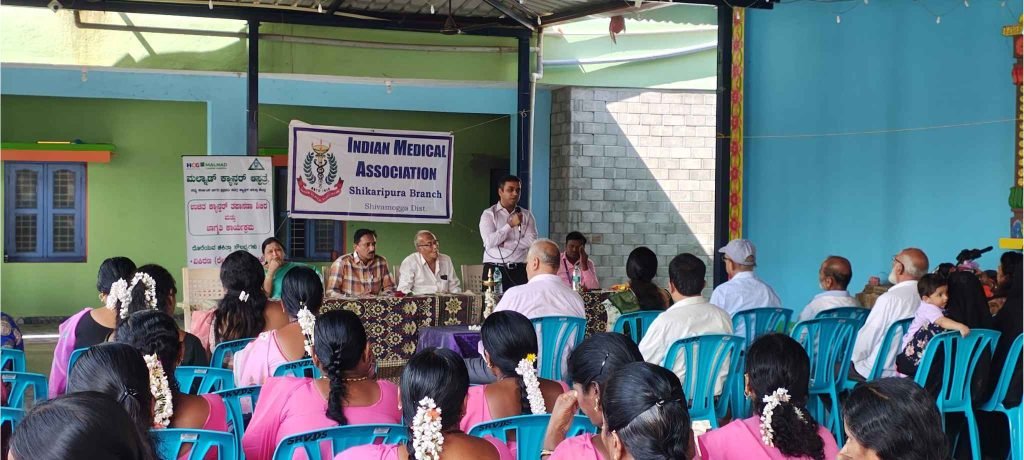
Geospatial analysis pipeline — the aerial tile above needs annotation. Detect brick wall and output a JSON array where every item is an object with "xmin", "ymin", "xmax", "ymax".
[{"xmin": 549, "ymin": 87, "xmax": 716, "ymax": 294}]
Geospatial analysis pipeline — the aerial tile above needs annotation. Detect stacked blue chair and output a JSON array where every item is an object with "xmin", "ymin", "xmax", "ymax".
[
  {"xmin": 914, "ymin": 329, "xmax": 1000, "ymax": 460},
  {"xmin": 731, "ymin": 307, "xmax": 793, "ymax": 348},
  {"xmin": 662, "ymin": 334, "xmax": 743, "ymax": 428},
  {"xmin": 468, "ymin": 414, "xmax": 597, "ymax": 460},
  {"xmin": 980, "ymin": 334, "xmax": 1022, "ymax": 460},
  {"xmin": 176, "ymin": 366, "xmax": 236, "ymax": 394},
  {"xmin": 790, "ymin": 317, "xmax": 859, "ymax": 446},
  {"xmin": 272, "ymin": 424, "xmax": 409, "ymax": 460},
  {"xmin": 815, "ymin": 306, "xmax": 869, "ymax": 325},
  {"xmin": 1, "ymin": 349, "xmax": 26, "ymax": 372},
  {"xmin": 1, "ymin": 407, "xmax": 24, "ymax": 432},
  {"xmin": 152, "ymin": 428, "xmax": 238, "ymax": 460},
  {"xmin": 211, "ymin": 338, "xmax": 255, "ymax": 369},
  {"xmin": 530, "ymin": 316, "xmax": 586, "ymax": 381},
  {"xmin": 272, "ymin": 359, "xmax": 322, "ymax": 378},
  {"xmin": 613, "ymin": 311, "xmax": 662, "ymax": 344},
  {"xmin": 842, "ymin": 317, "xmax": 912, "ymax": 392},
  {"xmin": 214, "ymin": 385, "xmax": 262, "ymax": 459},
  {"xmin": 1, "ymin": 371, "xmax": 48, "ymax": 409}
]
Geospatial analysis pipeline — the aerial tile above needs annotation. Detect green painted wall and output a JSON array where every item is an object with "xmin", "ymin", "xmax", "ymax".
[
  {"xmin": 258, "ymin": 104, "xmax": 509, "ymax": 275},
  {"xmin": 1, "ymin": 95, "xmax": 206, "ymax": 317},
  {"xmin": 0, "ymin": 97, "xmax": 510, "ymax": 317},
  {"xmin": 0, "ymin": 5, "xmax": 716, "ymax": 89}
]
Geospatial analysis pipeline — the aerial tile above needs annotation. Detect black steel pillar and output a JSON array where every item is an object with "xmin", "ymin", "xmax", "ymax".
[
  {"xmin": 516, "ymin": 34, "xmax": 531, "ymax": 207},
  {"xmin": 713, "ymin": 6, "xmax": 734, "ymax": 286},
  {"xmin": 247, "ymin": 19, "xmax": 259, "ymax": 156}
]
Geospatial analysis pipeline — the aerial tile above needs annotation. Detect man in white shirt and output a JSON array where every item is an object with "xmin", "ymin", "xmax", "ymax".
[
  {"xmin": 479, "ymin": 175, "xmax": 537, "ymax": 292},
  {"xmin": 850, "ymin": 247, "xmax": 929, "ymax": 380},
  {"xmin": 397, "ymin": 230, "xmax": 461, "ymax": 295},
  {"xmin": 640, "ymin": 253, "xmax": 733, "ymax": 394},
  {"xmin": 467, "ymin": 238, "xmax": 585, "ymax": 383},
  {"xmin": 798, "ymin": 256, "xmax": 861, "ymax": 322},
  {"xmin": 709, "ymin": 239, "xmax": 781, "ymax": 336}
]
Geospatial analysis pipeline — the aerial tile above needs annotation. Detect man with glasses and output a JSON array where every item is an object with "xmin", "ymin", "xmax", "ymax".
[
  {"xmin": 397, "ymin": 230, "xmax": 462, "ymax": 295},
  {"xmin": 850, "ymin": 247, "xmax": 929, "ymax": 380}
]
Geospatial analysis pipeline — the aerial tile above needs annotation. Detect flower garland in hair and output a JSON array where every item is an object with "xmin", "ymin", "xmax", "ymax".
[
  {"xmin": 412, "ymin": 397, "xmax": 444, "ymax": 460},
  {"xmin": 144, "ymin": 353, "xmax": 174, "ymax": 428},
  {"xmin": 106, "ymin": 278, "xmax": 129, "ymax": 310},
  {"xmin": 760, "ymin": 387, "xmax": 791, "ymax": 447},
  {"xmin": 515, "ymin": 353, "xmax": 546, "ymax": 415},
  {"xmin": 296, "ymin": 301, "xmax": 316, "ymax": 358},
  {"xmin": 120, "ymin": 273, "xmax": 159, "ymax": 319}
]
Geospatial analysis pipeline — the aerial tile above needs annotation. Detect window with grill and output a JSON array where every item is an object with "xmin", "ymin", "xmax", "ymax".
[
  {"xmin": 273, "ymin": 165, "xmax": 344, "ymax": 261},
  {"xmin": 4, "ymin": 162, "xmax": 86, "ymax": 262}
]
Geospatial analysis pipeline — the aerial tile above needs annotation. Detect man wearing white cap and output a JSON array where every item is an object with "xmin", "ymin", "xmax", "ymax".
[{"xmin": 710, "ymin": 239, "xmax": 782, "ymax": 322}]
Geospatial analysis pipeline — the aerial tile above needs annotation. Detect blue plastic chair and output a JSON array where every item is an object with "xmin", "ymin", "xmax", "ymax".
[
  {"xmin": 914, "ymin": 329, "xmax": 1000, "ymax": 460},
  {"xmin": 214, "ymin": 385, "xmax": 261, "ymax": 459},
  {"xmin": 842, "ymin": 318, "xmax": 912, "ymax": 392},
  {"xmin": 468, "ymin": 414, "xmax": 597, "ymax": 460},
  {"xmin": 151, "ymin": 428, "xmax": 238, "ymax": 460},
  {"xmin": 731, "ymin": 308, "xmax": 793, "ymax": 348},
  {"xmin": 211, "ymin": 339, "xmax": 255, "ymax": 369},
  {"xmin": 790, "ymin": 317, "xmax": 859, "ymax": 446},
  {"xmin": 815, "ymin": 306, "xmax": 869, "ymax": 324},
  {"xmin": 613, "ymin": 311, "xmax": 662, "ymax": 344},
  {"xmin": 530, "ymin": 316, "xmax": 586, "ymax": 381},
  {"xmin": 176, "ymin": 366, "xmax": 236, "ymax": 394},
  {"xmin": 272, "ymin": 424, "xmax": 409, "ymax": 460},
  {"xmin": 980, "ymin": 334, "xmax": 1023, "ymax": 460},
  {"xmin": 662, "ymin": 334, "xmax": 743, "ymax": 428},
  {"xmin": 1, "ymin": 349, "xmax": 26, "ymax": 372},
  {"xmin": 68, "ymin": 347, "xmax": 88, "ymax": 374},
  {"xmin": 1, "ymin": 407, "xmax": 24, "ymax": 432},
  {"xmin": 1, "ymin": 371, "xmax": 48, "ymax": 409},
  {"xmin": 272, "ymin": 359, "xmax": 322, "ymax": 378}
]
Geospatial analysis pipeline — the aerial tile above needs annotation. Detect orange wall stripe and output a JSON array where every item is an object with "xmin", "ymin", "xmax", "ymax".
[{"xmin": 1, "ymin": 149, "xmax": 112, "ymax": 163}]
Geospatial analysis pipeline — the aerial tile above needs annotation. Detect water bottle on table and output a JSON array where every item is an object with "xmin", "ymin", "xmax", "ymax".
[{"xmin": 572, "ymin": 264, "xmax": 582, "ymax": 292}]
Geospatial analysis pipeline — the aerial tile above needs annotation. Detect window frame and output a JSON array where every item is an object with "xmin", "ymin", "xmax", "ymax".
[
  {"xmin": 4, "ymin": 162, "xmax": 87, "ymax": 262},
  {"xmin": 273, "ymin": 165, "xmax": 344, "ymax": 262}
]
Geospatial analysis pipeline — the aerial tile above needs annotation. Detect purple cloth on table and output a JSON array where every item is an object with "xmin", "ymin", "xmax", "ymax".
[{"xmin": 417, "ymin": 326, "xmax": 482, "ymax": 359}]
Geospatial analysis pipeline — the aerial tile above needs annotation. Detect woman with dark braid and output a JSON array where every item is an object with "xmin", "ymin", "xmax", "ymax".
[
  {"xmin": 601, "ymin": 361, "xmax": 694, "ymax": 460},
  {"xmin": 698, "ymin": 333, "xmax": 838, "ymax": 459},
  {"xmin": 242, "ymin": 310, "xmax": 399, "ymax": 460},
  {"xmin": 459, "ymin": 311, "xmax": 566, "ymax": 432}
]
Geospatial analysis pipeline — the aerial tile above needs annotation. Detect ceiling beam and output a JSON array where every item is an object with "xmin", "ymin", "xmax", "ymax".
[{"xmin": 478, "ymin": 0, "xmax": 535, "ymax": 30}]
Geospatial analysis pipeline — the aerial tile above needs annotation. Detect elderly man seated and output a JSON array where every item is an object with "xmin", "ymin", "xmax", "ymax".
[
  {"xmin": 798, "ymin": 255, "xmax": 860, "ymax": 322},
  {"xmin": 397, "ymin": 230, "xmax": 461, "ymax": 295}
]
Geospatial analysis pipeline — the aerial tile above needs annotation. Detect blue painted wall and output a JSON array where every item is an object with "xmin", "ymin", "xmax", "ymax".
[{"xmin": 744, "ymin": 2, "xmax": 1017, "ymax": 315}]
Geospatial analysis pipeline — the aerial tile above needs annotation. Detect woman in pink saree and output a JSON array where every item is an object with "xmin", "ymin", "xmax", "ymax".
[{"xmin": 698, "ymin": 334, "xmax": 838, "ymax": 460}]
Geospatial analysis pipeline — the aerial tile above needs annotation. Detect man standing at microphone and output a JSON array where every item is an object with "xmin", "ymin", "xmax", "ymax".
[{"xmin": 479, "ymin": 175, "xmax": 537, "ymax": 291}]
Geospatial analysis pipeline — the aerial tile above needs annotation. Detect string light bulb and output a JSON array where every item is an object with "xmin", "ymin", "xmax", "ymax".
[
  {"xmin": 430, "ymin": 4, "xmax": 435, "ymax": 14},
  {"xmin": 208, "ymin": 0, "xmax": 212, "ymax": 9},
  {"xmin": 836, "ymin": 14, "xmax": 841, "ymax": 23},
  {"xmin": 935, "ymin": 15, "xmax": 941, "ymax": 24},
  {"xmin": 317, "ymin": 0, "xmax": 322, "ymax": 12},
  {"xmin": 963, "ymin": 0, "xmax": 968, "ymax": 7},
  {"xmin": 863, "ymin": 0, "xmax": 868, "ymax": 4}
]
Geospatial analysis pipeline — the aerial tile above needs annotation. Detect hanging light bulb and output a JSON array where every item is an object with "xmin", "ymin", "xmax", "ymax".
[
  {"xmin": 836, "ymin": 14, "xmax": 841, "ymax": 23},
  {"xmin": 208, "ymin": 0, "xmax": 212, "ymax": 9},
  {"xmin": 963, "ymin": 0, "xmax": 968, "ymax": 7},
  {"xmin": 430, "ymin": 3, "xmax": 435, "ymax": 14},
  {"xmin": 863, "ymin": 0, "xmax": 868, "ymax": 4},
  {"xmin": 317, "ymin": 0, "xmax": 322, "ymax": 12},
  {"xmin": 935, "ymin": 16, "xmax": 941, "ymax": 24},
  {"xmin": 1002, "ymin": 1, "xmax": 1007, "ymax": 7},
  {"xmin": 735, "ymin": 10, "xmax": 740, "ymax": 20}
]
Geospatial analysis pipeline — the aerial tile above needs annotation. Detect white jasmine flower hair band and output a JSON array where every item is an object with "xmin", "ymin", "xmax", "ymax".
[
  {"xmin": 106, "ymin": 278, "xmax": 129, "ymax": 310},
  {"xmin": 144, "ymin": 353, "xmax": 174, "ymax": 428},
  {"xmin": 515, "ymin": 353, "xmax": 546, "ymax": 415},
  {"xmin": 760, "ymin": 387, "xmax": 791, "ymax": 447},
  {"xmin": 412, "ymin": 397, "xmax": 444, "ymax": 460},
  {"xmin": 120, "ymin": 273, "xmax": 158, "ymax": 319},
  {"xmin": 296, "ymin": 301, "xmax": 316, "ymax": 357}
]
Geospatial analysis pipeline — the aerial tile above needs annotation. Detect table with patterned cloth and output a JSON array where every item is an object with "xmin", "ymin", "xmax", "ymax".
[
  {"xmin": 320, "ymin": 293, "xmax": 484, "ymax": 379},
  {"xmin": 581, "ymin": 290, "xmax": 614, "ymax": 335}
]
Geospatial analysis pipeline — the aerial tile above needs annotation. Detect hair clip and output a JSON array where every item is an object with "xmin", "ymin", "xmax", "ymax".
[{"xmin": 239, "ymin": 290, "xmax": 250, "ymax": 302}]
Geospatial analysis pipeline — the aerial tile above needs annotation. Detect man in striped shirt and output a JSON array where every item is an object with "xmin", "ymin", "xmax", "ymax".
[{"xmin": 326, "ymin": 228, "xmax": 395, "ymax": 297}]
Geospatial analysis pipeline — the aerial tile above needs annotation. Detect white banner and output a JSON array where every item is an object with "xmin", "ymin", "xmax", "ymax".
[
  {"xmin": 183, "ymin": 156, "xmax": 274, "ymax": 267},
  {"xmin": 286, "ymin": 120, "xmax": 454, "ymax": 223}
]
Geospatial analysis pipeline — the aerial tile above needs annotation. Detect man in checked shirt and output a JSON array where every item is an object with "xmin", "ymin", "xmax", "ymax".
[{"xmin": 326, "ymin": 228, "xmax": 395, "ymax": 297}]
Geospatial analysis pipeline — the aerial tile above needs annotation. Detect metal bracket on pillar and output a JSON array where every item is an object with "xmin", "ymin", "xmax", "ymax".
[
  {"xmin": 516, "ymin": 33, "xmax": 532, "ymax": 207},
  {"xmin": 247, "ymin": 19, "xmax": 259, "ymax": 156},
  {"xmin": 713, "ymin": 6, "xmax": 734, "ymax": 286}
]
